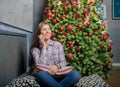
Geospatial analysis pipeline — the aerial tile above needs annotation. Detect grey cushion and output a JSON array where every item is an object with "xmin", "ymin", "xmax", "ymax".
[
  {"xmin": 74, "ymin": 74, "xmax": 111, "ymax": 87},
  {"xmin": 6, "ymin": 73, "xmax": 40, "ymax": 87},
  {"xmin": 6, "ymin": 73, "xmax": 111, "ymax": 87}
]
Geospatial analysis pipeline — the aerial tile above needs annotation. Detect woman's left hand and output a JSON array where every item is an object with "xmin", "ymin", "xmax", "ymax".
[{"xmin": 48, "ymin": 65, "xmax": 58, "ymax": 75}]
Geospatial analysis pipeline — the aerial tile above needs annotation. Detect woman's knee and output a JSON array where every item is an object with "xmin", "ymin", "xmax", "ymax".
[
  {"xmin": 69, "ymin": 71, "xmax": 80, "ymax": 81},
  {"xmin": 36, "ymin": 70, "xmax": 48, "ymax": 78}
]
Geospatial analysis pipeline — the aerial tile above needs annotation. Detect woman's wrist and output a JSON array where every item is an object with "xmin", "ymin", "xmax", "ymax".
[
  {"xmin": 56, "ymin": 64, "xmax": 61, "ymax": 69},
  {"xmin": 55, "ymin": 65, "xmax": 59, "ymax": 69}
]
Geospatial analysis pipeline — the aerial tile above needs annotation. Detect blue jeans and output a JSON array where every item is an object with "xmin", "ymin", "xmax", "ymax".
[{"xmin": 36, "ymin": 70, "xmax": 80, "ymax": 87}]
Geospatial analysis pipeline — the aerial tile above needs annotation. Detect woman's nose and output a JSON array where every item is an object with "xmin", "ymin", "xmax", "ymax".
[{"xmin": 46, "ymin": 29, "xmax": 51, "ymax": 32}]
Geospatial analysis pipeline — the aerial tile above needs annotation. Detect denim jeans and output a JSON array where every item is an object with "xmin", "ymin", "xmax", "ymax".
[{"xmin": 36, "ymin": 70, "xmax": 80, "ymax": 87}]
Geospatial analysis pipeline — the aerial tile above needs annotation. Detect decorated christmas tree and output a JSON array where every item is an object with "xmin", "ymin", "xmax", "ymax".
[{"xmin": 42, "ymin": 0, "xmax": 113, "ymax": 78}]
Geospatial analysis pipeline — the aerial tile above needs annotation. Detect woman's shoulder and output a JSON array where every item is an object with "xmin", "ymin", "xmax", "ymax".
[{"xmin": 51, "ymin": 40, "xmax": 62, "ymax": 46}]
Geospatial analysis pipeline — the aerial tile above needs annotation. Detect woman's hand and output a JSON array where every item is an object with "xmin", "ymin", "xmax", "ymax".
[
  {"xmin": 48, "ymin": 65, "xmax": 58, "ymax": 75},
  {"xmin": 38, "ymin": 35, "xmax": 46, "ymax": 48}
]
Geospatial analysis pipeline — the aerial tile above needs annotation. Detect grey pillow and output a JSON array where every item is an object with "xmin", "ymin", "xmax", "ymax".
[
  {"xmin": 6, "ymin": 75, "xmax": 40, "ymax": 87},
  {"xmin": 74, "ymin": 74, "xmax": 111, "ymax": 87}
]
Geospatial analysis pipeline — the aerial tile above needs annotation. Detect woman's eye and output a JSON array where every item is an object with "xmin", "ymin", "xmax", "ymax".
[
  {"xmin": 42, "ymin": 28, "xmax": 46, "ymax": 31},
  {"xmin": 44, "ymin": 28, "xmax": 50, "ymax": 30}
]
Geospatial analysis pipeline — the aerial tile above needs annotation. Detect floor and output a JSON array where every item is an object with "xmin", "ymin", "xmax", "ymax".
[{"xmin": 105, "ymin": 66, "xmax": 120, "ymax": 87}]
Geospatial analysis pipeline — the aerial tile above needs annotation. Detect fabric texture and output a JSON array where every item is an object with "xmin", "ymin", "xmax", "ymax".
[
  {"xmin": 6, "ymin": 75, "xmax": 40, "ymax": 87},
  {"xmin": 74, "ymin": 74, "xmax": 111, "ymax": 87},
  {"xmin": 31, "ymin": 40, "xmax": 66, "ymax": 67},
  {"xmin": 6, "ymin": 73, "xmax": 111, "ymax": 87}
]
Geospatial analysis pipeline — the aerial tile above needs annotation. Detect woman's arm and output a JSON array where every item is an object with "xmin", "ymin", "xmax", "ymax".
[{"xmin": 31, "ymin": 47, "xmax": 47, "ymax": 65}]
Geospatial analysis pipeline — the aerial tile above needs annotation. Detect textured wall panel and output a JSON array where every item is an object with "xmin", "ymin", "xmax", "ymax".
[
  {"xmin": 0, "ymin": 31, "xmax": 27, "ymax": 87},
  {"xmin": 0, "ymin": 0, "xmax": 33, "ymax": 32}
]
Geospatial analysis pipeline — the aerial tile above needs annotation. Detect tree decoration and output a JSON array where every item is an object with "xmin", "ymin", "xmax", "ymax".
[
  {"xmin": 87, "ymin": 0, "xmax": 95, "ymax": 5},
  {"xmin": 43, "ymin": 0, "xmax": 113, "ymax": 78}
]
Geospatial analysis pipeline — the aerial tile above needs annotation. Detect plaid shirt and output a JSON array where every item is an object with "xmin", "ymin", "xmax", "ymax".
[{"xmin": 31, "ymin": 40, "xmax": 66, "ymax": 68}]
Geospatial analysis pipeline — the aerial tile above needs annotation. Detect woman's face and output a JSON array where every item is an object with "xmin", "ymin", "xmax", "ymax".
[{"xmin": 40, "ymin": 24, "xmax": 51, "ymax": 40}]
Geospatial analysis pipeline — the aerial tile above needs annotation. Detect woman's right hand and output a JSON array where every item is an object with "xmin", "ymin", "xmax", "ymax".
[{"xmin": 38, "ymin": 34, "xmax": 46, "ymax": 48}]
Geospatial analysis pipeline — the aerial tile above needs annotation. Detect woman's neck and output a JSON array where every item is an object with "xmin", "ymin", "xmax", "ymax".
[{"xmin": 44, "ymin": 39, "xmax": 50, "ymax": 46}]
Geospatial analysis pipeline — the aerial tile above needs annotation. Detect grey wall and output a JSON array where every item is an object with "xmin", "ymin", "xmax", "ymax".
[
  {"xmin": 0, "ymin": 32, "xmax": 27, "ymax": 86},
  {"xmin": 0, "ymin": 23, "xmax": 32, "ymax": 68},
  {"xmin": 0, "ymin": 0, "xmax": 48, "ymax": 68},
  {"xmin": 33, "ymin": 0, "xmax": 47, "ymax": 34},
  {"xmin": 103, "ymin": 0, "xmax": 120, "ymax": 64},
  {"xmin": 0, "ymin": 0, "xmax": 33, "ymax": 32},
  {"xmin": 0, "ymin": 0, "xmax": 48, "ymax": 86},
  {"xmin": 0, "ymin": 23, "xmax": 32, "ymax": 87}
]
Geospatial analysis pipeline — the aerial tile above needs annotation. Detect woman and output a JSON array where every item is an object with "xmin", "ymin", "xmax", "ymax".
[{"xmin": 30, "ymin": 22, "xmax": 80, "ymax": 87}]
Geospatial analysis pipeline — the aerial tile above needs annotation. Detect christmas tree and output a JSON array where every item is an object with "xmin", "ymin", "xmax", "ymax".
[{"xmin": 42, "ymin": 0, "xmax": 113, "ymax": 78}]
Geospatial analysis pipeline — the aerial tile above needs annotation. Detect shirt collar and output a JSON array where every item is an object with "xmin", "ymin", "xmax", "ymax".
[{"xmin": 49, "ymin": 40, "xmax": 54, "ymax": 46}]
